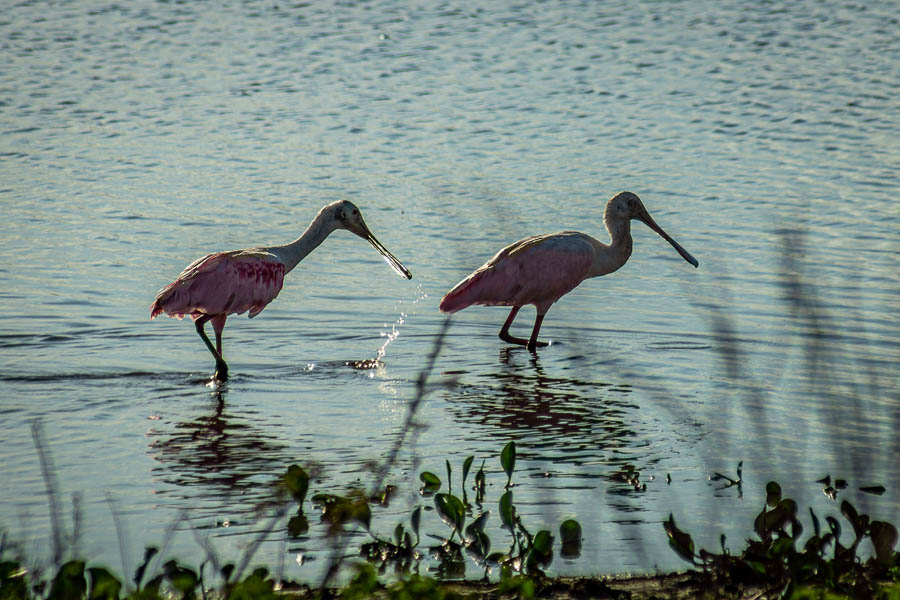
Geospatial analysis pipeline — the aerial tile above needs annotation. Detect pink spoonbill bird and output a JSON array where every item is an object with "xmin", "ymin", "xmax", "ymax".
[
  {"xmin": 150, "ymin": 200, "xmax": 412, "ymax": 380},
  {"xmin": 439, "ymin": 192, "xmax": 698, "ymax": 351}
]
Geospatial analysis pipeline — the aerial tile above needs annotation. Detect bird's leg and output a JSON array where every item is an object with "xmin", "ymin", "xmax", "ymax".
[
  {"xmin": 499, "ymin": 306, "xmax": 523, "ymax": 345},
  {"xmin": 498, "ymin": 306, "xmax": 551, "ymax": 350},
  {"xmin": 499, "ymin": 306, "xmax": 533, "ymax": 347},
  {"xmin": 195, "ymin": 315, "xmax": 228, "ymax": 380},
  {"xmin": 211, "ymin": 314, "xmax": 227, "ymax": 355},
  {"xmin": 210, "ymin": 314, "xmax": 229, "ymax": 380},
  {"xmin": 526, "ymin": 312, "xmax": 549, "ymax": 352}
]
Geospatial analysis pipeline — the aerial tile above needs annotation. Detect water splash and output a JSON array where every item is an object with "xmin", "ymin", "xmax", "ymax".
[{"xmin": 376, "ymin": 285, "xmax": 427, "ymax": 362}]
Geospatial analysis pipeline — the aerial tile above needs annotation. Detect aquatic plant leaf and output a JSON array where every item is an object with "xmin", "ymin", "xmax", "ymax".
[
  {"xmin": 434, "ymin": 493, "xmax": 465, "ymax": 534},
  {"xmin": 465, "ymin": 527, "xmax": 491, "ymax": 560},
  {"xmin": 869, "ymin": 520, "xmax": 898, "ymax": 566},
  {"xmin": 499, "ymin": 491, "xmax": 515, "ymax": 530},
  {"xmin": 163, "ymin": 560, "xmax": 198, "ymax": 596},
  {"xmin": 49, "ymin": 560, "xmax": 86, "ymax": 600},
  {"xmin": 810, "ymin": 507, "xmax": 821, "ymax": 538},
  {"xmin": 371, "ymin": 484, "xmax": 396, "ymax": 507},
  {"xmin": 763, "ymin": 499, "xmax": 797, "ymax": 535},
  {"xmin": 343, "ymin": 563, "xmax": 379, "ymax": 598},
  {"xmin": 825, "ymin": 516, "xmax": 841, "ymax": 540},
  {"xmin": 227, "ymin": 567, "xmax": 277, "ymax": 600},
  {"xmin": 287, "ymin": 514, "xmax": 309, "ymax": 537},
  {"xmin": 475, "ymin": 460, "xmax": 487, "ymax": 503},
  {"xmin": 771, "ymin": 536, "xmax": 794, "ymax": 557},
  {"xmin": 87, "ymin": 567, "xmax": 121, "ymax": 600},
  {"xmin": 663, "ymin": 514, "xmax": 695, "ymax": 565},
  {"xmin": 558, "ymin": 519, "xmax": 582, "ymax": 545},
  {"xmin": 499, "ymin": 574, "xmax": 536, "ymax": 600},
  {"xmin": 411, "ymin": 506, "xmax": 422, "ymax": 539},
  {"xmin": 462, "ymin": 456, "xmax": 474, "ymax": 486},
  {"xmin": 466, "ymin": 511, "xmax": 490, "ymax": 537},
  {"xmin": 754, "ymin": 508, "xmax": 767, "ymax": 540},
  {"xmin": 283, "ymin": 465, "xmax": 309, "ymax": 505},
  {"xmin": 419, "ymin": 471, "xmax": 441, "ymax": 492},
  {"xmin": 533, "ymin": 530, "xmax": 553, "ymax": 557},
  {"xmin": 313, "ymin": 492, "xmax": 371, "ymax": 532},
  {"xmin": 840, "ymin": 500, "xmax": 868, "ymax": 541},
  {"xmin": 765, "ymin": 481, "xmax": 782, "ymax": 507},
  {"xmin": 354, "ymin": 500, "xmax": 372, "ymax": 531},
  {"xmin": 501, "ymin": 441, "xmax": 516, "ymax": 487},
  {"xmin": 446, "ymin": 460, "xmax": 453, "ymax": 495},
  {"xmin": 0, "ymin": 560, "xmax": 28, "ymax": 598}
]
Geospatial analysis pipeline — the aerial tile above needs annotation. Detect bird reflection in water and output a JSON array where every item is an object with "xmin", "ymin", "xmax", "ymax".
[
  {"xmin": 147, "ymin": 384, "xmax": 293, "ymax": 514},
  {"xmin": 443, "ymin": 348, "xmax": 642, "ymax": 465}
]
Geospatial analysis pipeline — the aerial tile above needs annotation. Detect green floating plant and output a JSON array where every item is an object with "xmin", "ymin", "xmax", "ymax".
[
  {"xmin": 559, "ymin": 519, "xmax": 583, "ymax": 559},
  {"xmin": 419, "ymin": 471, "xmax": 441, "ymax": 495},
  {"xmin": 665, "ymin": 481, "xmax": 900, "ymax": 598},
  {"xmin": 501, "ymin": 441, "xmax": 516, "ymax": 489}
]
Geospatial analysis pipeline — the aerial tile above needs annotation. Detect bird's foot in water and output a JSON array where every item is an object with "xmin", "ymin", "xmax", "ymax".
[
  {"xmin": 214, "ymin": 360, "xmax": 229, "ymax": 381},
  {"xmin": 500, "ymin": 331, "xmax": 550, "ymax": 350}
]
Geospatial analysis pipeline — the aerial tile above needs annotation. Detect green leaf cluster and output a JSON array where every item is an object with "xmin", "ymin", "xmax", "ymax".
[{"xmin": 665, "ymin": 481, "xmax": 900, "ymax": 598}]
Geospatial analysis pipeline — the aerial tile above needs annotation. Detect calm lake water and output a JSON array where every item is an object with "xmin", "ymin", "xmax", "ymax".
[{"xmin": 1, "ymin": 0, "xmax": 898, "ymax": 583}]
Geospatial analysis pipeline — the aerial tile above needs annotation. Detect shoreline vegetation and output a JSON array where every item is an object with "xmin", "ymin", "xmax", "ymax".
[
  {"xmin": 3, "ymin": 429, "xmax": 898, "ymax": 599},
  {"xmin": 4, "ymin": 249, "xmax": 898, "ymax": 599}
]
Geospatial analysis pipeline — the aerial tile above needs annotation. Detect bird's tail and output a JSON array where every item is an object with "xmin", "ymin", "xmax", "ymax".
[
  {"xmin": 149, "ymin": 281, "xmax": 178, "ymax": 319},
  {"xmin": 438, "ymin": 289, "xmax": 466, "ymax": 313},
  {"xmin": 439, "ymin": 271, "xmax": 486, "ymax": 313}
]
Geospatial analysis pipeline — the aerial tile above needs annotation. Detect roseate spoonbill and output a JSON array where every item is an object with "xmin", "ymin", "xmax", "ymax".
[
  {"xmin": 150, "ymin": 200, "xmax": 412, "ymax": 380},
  {"xmin": 439, "ymin": 192, "xmax": 698, "ymax": 351}
]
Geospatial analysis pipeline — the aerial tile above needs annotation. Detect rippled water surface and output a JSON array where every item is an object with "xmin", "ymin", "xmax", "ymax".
[{"xmin": 2, "ymin": 0, "xmax": 898, "ymax": 581}]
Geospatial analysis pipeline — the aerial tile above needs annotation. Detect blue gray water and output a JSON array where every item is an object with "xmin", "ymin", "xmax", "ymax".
[{"xmin": 1, "ymin": 0, "xmax": 898, "ymax": 582}]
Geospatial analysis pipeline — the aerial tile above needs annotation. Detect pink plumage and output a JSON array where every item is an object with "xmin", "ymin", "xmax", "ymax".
[
  {"xmin": 439, "ymin": 192, "xmax": 698, "ymax": 351},
  {"xmin": 150, "ymin": 250, "xmax": 285, "ymax": 321},
  {"xmin": 149, "ymin": 200, "xmax": 412, "ymax": 380},
  {"xmin": 439, "ymin": 232, "xmax": 594, "ymax": 314}
]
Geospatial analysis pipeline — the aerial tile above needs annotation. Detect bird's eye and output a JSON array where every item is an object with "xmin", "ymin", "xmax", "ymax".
[{"xmin": 352, "ymin": 209, "xmax": 358, "ymax": 215}]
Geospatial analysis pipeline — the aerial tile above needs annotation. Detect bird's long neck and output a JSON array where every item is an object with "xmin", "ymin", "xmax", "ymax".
[
  {"xmin": 267, "ymin": 209, "xmax": 338, "ymax": 274},
  {"xmin": 588, "ymin": 214, "xmax": 633, "ymax": 277}
]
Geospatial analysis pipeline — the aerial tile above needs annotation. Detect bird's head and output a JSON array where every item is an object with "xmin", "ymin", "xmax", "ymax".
[
  {"xmin": 605, "ymin": 192, "xmax": 699, "ymax": 268},
  {"xmin": 607, "ymin": 191, "xmax": 645, "ymax": 220},
  {"xmin": 325, "ymin": 199, "xmax": 365, "ymax": 232},
  {"xmin": 323, "ymin": 200, "xmax": 412, "ymax": 279}
]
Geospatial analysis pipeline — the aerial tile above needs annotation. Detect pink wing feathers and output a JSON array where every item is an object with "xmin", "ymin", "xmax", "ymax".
[
  {"xmin": 439, "ymin": 232, "xmax": 595, "ymax": 314},
  {"xmin": 150, "ymin": 250, "xmax": 286, "ymax": 321}
]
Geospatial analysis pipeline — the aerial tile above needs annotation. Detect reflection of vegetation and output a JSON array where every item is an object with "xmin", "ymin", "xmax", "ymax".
[{"xmin": 665, "ymin": 481, "xmax": 900, "ymax": 599}]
